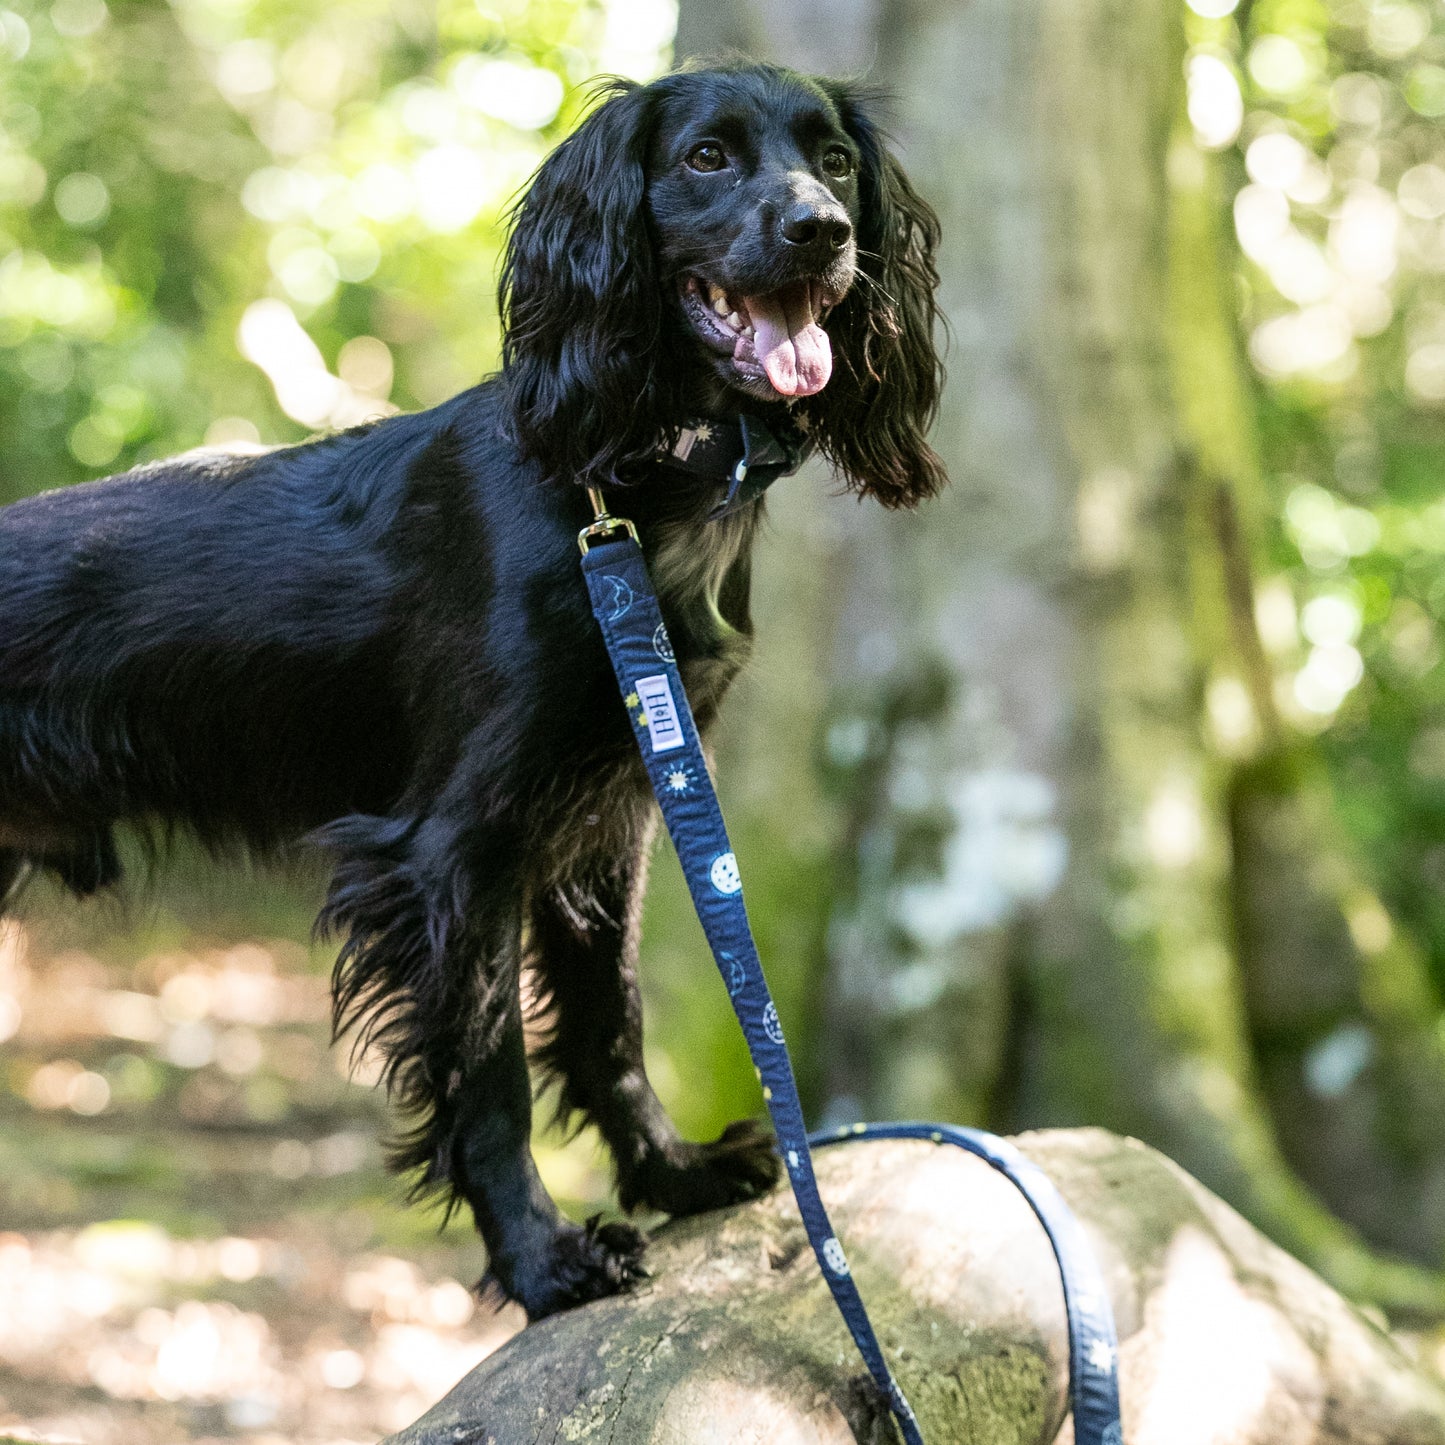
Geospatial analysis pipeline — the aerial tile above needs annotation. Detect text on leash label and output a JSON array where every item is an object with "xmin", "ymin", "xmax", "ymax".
[{"xmin": 635, "ymin": 674, "xmax": 685, "ymax": 752}]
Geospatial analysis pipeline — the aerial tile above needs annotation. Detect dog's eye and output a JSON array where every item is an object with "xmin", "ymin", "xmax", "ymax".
[
  {"xmin": 821, "ymin": 147, "xmax": 854, "ymax": 180},
  {"xmin": 686, "ymin": 143, "xmax": 727, "ymax": 173}
]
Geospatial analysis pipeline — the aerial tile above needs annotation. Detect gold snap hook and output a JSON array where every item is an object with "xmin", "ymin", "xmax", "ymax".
[{"xmin": 577, "ymin": 485, "xmax": 640, "ymax": 555}]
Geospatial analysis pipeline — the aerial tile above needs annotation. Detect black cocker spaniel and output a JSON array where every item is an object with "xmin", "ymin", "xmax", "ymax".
[{"xmin": 0, "ymin": 62, "xmax": 945, "ymax": 1317}]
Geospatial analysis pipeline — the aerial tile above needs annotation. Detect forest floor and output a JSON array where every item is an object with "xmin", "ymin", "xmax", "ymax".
[{"xmin": 0, "ymin": 872, "xmax": 616, "ymax": 1445}]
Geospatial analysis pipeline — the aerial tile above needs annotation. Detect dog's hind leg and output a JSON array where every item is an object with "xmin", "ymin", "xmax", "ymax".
[
  {"xmin": 0, "ymin": 697, "xmax": 125, "ymax": 901},
  {"xmin": 321, "ymin": 811, "xmax": 646, "ymax": 1320},
  {"xmin": 0, "ymin": 851, "xmax": 31, "ymax": 912},
  {"xmin": 42, "ymin": 829, "xmax": 121, "ymax": 897},
  {"xmin": 0, "ymin": 827, "xmax": 120, "ymax": 904},
  {"xmin": 528, "ymin": 821, "xmax": 781, "ymax": 1218}
]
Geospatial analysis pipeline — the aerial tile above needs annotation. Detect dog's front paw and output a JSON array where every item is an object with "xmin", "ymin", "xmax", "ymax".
[
  {"xmin": 620, "ymin": 1118, "xmax": 781, "ymax": 1217},
  {"xmin": 490, "ymin": 1216, "xmax": 649, "ymax": 1321}
]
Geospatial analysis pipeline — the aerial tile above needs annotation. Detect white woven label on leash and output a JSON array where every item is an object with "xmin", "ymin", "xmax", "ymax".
[{"xmin": 635, "ymin": 674, "xmax": 685, "ymax": 752}]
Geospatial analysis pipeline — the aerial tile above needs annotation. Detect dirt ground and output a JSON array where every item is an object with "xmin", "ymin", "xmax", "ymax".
[{"xmin": 0, "ymin": 888, "xmax": 614, "ymax": 1445}]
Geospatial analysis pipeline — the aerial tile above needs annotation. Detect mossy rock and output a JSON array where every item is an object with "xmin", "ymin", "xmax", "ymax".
[{"xmin": 386, "ymin": 1129, "xmax": 1445, "ymax": 1445}]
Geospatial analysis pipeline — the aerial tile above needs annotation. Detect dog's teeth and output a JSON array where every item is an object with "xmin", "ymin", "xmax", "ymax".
[
  {"xmin": 708, "ymin": 282, "xmax": 726, "ymax": 303},
  {"xmin": 742, "ymin": 325, "xmax": 754, "ymax": 338},
  {"xmin": 726, "ymin": 311, "xmax": 741, "ymax": 328},
  {"xmin": 713, "ymin": 296, "xmax": 729, "ymax": 316}
]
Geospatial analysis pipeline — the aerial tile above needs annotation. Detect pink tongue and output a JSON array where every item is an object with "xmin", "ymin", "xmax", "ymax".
[{"xmin": 742, "ymin": 282, "xmax": 832, "ymax": 396}]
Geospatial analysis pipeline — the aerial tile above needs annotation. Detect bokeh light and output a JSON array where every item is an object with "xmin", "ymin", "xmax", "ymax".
[{"xmin": 1188, "ymin": 52, "xmax": 1245, "ymax": 150}]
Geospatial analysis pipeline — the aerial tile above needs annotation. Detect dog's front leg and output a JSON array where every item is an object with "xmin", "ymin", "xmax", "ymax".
[
  {"xmin": 321, "ymin": 812, "xmax": 645, "ymax": 1319},
  {"xmin": 445, "ymin": 943, "xmax": 648, "ymax": 1318},
  {"xmin": 529, "ymin": 817, "xmax": 781, "ymax": 1218}
]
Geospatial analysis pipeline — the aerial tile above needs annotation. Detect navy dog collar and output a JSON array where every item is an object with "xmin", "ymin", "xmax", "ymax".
[{"xmin": 654, "ymin": 412, "xmax": 814, "ymax": 520}]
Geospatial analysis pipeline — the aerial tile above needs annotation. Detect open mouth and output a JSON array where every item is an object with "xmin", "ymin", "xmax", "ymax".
[{"xmin": 680, "ymin": 275, "xmax": 838, "ymax": 398}]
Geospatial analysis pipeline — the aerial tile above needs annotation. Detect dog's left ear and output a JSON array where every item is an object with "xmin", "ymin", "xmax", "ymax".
[
  {"xmin": 499, "ymin": 79, "xmax": 666, "ymax": 489},
  {"xmin": 807, "ymin": 84, "xmax": 947, "ymax": 508}
]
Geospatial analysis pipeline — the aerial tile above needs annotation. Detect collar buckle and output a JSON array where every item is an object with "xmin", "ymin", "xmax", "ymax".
[
  {"xmin": 653, "ymin": 412, "xmax": 813, "ymax": 521},
  {"xmin": 706, "ymin": 413, "xmax": 809, "ymax": 520}
]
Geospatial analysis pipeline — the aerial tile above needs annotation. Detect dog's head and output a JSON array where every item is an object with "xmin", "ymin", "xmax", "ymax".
[{"xmin": 500, "ymin": 63, "xmax": 946, "ymax": 508}]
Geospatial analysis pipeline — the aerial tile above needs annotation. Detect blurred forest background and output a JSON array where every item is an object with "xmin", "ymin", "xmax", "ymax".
[{"xmin": 7, "ymin": 0, "xmax": 1445, "ymax": 1439}]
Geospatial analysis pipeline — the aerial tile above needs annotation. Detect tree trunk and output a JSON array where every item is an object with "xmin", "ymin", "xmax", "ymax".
[
  {"xmin": 384, "ymin": 1132, "xmax": 1445, "ymax": 1445},
  {"xmin": 661, "ymin": 0, "xmax": 1445, "ymax": 1313},
  {"xmin": 1231, "ymin": 750, "xmax": 1445, "ymax": 1262}
]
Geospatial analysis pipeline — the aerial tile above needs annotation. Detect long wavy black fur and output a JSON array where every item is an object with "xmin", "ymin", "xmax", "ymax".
[
  {"xmin": 314, "ymin": 810, "xmax": 480, "ymax": 1210},
  {"xmin": 499, "ymin": 78, "xmax": 672, "ymax": 491},
  {"xmin": 810, "ymin": 83, "xmax": 948, "ymax": 507}
]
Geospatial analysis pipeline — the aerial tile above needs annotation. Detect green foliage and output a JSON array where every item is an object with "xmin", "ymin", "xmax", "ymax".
[
  {"xmin": 0, "ymin": 0, "xmax": 671, "ymax": 503},
  {"xmin": 1186, "ymin": 0, "xmax": 1445, "ymax": 996}
]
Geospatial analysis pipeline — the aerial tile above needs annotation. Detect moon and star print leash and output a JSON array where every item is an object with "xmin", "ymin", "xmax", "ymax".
[{"xmin": 577, "ymin": 472, "xmax": 1125, "ymax": 1445}]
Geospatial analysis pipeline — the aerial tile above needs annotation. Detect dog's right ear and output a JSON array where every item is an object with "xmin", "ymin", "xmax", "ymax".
[
  {"xmin": 808, "ymin": 82, "xmax": 948, "ymax": 509},
  {"xmin": 499, "ymin": 79, "xmax": 665, "ymax": 490}
]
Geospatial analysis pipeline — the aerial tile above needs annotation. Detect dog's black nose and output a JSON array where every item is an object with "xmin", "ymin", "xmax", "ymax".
[{"xmin": 780, "ymin": 203, "xmax": 852, "ymax": 254}]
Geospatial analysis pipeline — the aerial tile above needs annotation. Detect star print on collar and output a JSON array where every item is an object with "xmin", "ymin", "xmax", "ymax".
[{"xmin": 668, "ymin": 422, "xmax": 716, "ymax": 461}]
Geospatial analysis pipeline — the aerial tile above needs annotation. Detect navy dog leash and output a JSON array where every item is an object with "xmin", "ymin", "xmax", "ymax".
[{"xmin": 579, "ymin": 490, "xmax": 1124, "ymax": 1445}]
